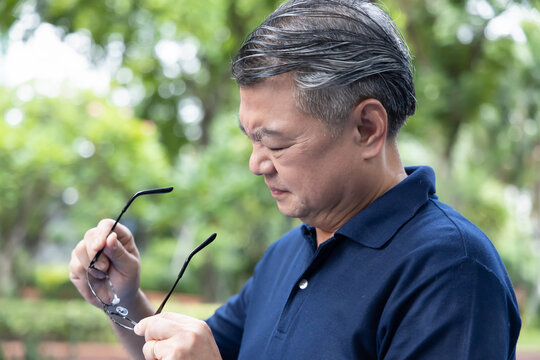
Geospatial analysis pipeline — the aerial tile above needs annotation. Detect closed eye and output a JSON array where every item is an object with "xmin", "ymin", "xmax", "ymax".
[{"xmin": 267, "ymin": 145, "xmax": 289, "ymax": 152}]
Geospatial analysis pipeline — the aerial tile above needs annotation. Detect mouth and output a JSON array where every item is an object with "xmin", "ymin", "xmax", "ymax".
[{"xmin": 266, "ymin": 182, "xmax": 288, "ymax": 198}]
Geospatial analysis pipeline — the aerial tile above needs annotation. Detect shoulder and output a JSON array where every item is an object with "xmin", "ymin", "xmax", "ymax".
[
  {"xmin": 396, "ymin": 197, "xmax": 516, "ymax": 297},
  {"xmin": 424, "ymin": 199, "xmax": 505, "ymax": 265}
]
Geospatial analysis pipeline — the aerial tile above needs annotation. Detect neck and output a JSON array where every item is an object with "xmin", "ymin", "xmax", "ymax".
[
  {"xmin": 315, "ymin": 228, "xmax": 335, "ymax": 246},
  {"xmin": 313, "ymin": 141, "xmax": 407, "ymax": 247}
]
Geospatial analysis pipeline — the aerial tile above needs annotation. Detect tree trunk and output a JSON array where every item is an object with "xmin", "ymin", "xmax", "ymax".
[{"xmin": 0, "ymin": 222, "xmax": 27, "ymax": 295}]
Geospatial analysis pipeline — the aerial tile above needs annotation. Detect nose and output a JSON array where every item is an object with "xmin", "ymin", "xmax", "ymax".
[{"xmin": 249, "ymin": 144, "xmax": 275, "ymax": 176}]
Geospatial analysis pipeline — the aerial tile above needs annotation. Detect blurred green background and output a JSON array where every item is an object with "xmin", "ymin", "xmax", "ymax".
[{"xmin": 1, "ymin": 0, "xmax": 539, "ymax": 355}]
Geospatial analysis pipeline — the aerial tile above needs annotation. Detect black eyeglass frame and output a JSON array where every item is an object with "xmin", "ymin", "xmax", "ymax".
[{"xmin": 86, "ymin": 187, "xmax": 216, "ymax": 330}]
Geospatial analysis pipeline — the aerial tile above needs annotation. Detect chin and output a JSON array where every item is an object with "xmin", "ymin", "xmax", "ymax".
[{"xmin": 276, "ymin": 203, "xmax": 306, "ymax": 220}]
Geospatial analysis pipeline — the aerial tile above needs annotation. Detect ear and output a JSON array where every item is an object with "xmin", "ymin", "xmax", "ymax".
[{"xmin": 350, "ymin": 99, "xmax": 388, "ymax": 159}]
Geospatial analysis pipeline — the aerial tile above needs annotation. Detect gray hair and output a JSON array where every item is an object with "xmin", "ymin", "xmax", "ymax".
[{"xmin": 232, "ymin": 0, "xmax": 416, "ymax": 138}]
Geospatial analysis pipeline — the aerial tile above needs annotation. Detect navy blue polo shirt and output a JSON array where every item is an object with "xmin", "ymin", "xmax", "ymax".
[{"xmin": 206, "ymin": 166, "xmax": 521, "ymax": 359}]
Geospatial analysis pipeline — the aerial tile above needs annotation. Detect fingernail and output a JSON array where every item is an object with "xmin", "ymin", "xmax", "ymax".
[
  {"xmin": 95, "ymin": 260, "xmax": 106, "ymax": 272},
  {"xmin": 133, "ymin": 323, "xmax": 142, "ymax": 335}
]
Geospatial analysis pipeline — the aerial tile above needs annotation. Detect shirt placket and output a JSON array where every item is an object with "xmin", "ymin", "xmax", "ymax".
[{"xmin": 268, "ymin": 237, "xmax": 339, "ymax": 351}]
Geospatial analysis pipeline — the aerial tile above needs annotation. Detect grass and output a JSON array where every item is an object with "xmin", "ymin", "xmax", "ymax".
[{"xmin": 518, "ymin": 323, "xmax": 540, "ymax": 351}]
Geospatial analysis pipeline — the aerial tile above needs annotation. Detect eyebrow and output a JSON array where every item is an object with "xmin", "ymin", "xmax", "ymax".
[{"xmin": 237, "ymin": 118, "xmax": 281, "ymax": 142}]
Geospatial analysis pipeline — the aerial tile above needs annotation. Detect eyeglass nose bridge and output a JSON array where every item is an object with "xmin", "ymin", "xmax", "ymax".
[
  {"xmin": 104, "ymin": 303, "xmax": 138, "ymax": 330},
  {"xmin": 86, "ymin": 268, "xmax": 138, "ymax": 330}
]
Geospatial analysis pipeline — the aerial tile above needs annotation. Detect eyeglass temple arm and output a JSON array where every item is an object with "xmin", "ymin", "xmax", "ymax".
[
  {"xmin": 89, "ymin": 187, "xmax": 174, "ymax": 268},
  {"xmin": 155, "ymin": 232, "xmax": 217, "ymax": 315}
]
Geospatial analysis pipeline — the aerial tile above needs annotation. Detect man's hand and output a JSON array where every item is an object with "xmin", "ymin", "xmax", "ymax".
[
  {"xmin": 69, "ymin": 219, "xmax": 141, "ymax": 307},
  {"xmin": 134, "ymin": 313, "xmax": 222, "ymax": 360}
]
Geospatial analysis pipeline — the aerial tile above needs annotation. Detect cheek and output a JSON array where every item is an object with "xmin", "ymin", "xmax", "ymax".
[
  {"xmin": 274, "ymin": 138, "xmax": 350, "ymax": 187},
  {"xmin": 281, "ymin": 156, "xmax": 351, "ymax": 199}
]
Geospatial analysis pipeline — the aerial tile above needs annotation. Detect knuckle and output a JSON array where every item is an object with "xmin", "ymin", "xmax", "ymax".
[
  {"xmin": 142, "ymin": 342, "xmax": 153, "ymax": 360},
  {"xmin": 194, "ymin": 319, "xmax": 212, "ymax": 337},
  {"xmin": 84, "ymin": 227, "xmax": 97, "ymax": 239},
  {"xmin": 98, "ymin": 219, "xmax": 114, "ymax": 229},
  {"xmin": 70, "ymin": 248, "xmax": 78, "ymax": 261},
  {"xmin": 185, "ymin": 330, "xmax": 198, "ymax": 346},
  {"xmin": 68, "ymin": 258, "xmax": 82, "ymax": 275},
  {"xmin": 185, "ymin": 322, "xmax": 208, "ymax": 347},
  {"xmin": 71, "ymin": 240, "xmax": 84, "ymax": 256},
  {"xmin": 199, "ymin": 320, "xmax": 211, "ymax": 333},
  {"xmin": 171, "ymin": 340, "xmax": 190, "ymax": 356}
]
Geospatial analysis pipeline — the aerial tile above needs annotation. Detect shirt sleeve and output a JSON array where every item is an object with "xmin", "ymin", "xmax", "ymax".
[
  {"xmin": 378, "ymin": 257, "xmax": 521, "ymax": 360},
  {"xmin": 206, "ymin": 276, "xmax": 253, "ymax": 360}
]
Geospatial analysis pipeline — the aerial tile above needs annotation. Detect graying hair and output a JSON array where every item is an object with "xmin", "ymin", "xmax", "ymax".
[{"xmin": 232, "ymin": 0, "xmax": 416, "ymax": 138}]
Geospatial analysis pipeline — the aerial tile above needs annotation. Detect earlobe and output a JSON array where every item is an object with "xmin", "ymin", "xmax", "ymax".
[{"xmin": 351, "ymin": 99, "xmax": 387, "ymax": 159}]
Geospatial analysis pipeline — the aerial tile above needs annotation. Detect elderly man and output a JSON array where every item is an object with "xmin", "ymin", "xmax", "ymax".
[{"xmin": 69, "ymin": 0, "xmax": 521, "ymax": 359}]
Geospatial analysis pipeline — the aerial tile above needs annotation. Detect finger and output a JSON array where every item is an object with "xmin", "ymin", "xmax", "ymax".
[
  {"xmin": 97, "ymin": 218, "xmax": 116, "ymax": 239},
  {"xmin": 69, "ymin": 241, "xmax": 90, "ymax": 280},
  {"xmin": 83, "ymin": 227, "xmax": 111, "ymax": 273},
  {"xmin": 98, "ymin": 219, "xmax": 134, "ymax": 247},
  {"xmin": 142, "ymin": 340, "xmax": 157, "ymax": 360},
  {"xmin": 69, "ymin": 242, "xmax": 103, "ymax": 306},
  {"xmin": 71, "ymin": 239, "xmax": 90, "ymax": 268},
  {"xmin": 94, "ymin": 218, "xmax": 125, "ymax": 253},
  {"xmin": 83, "ymin": 227, "xmax": 102, "ymax": 256},
  {"xmin": 70, "ymin": 238, "xmax": 106, "ymax": 277},
  {"xmin": 98, "ymin": 219, "xmax": 139, "ymax": 261},
  {"xmin": 102, "ymin": 232, "xmax": 139, "ymax": 274},
  {"xmin": 69, "ymin": 243, "xmax": 89, "ymax": 284},
  {"xmin": 135, "ymin": 313, "xmax": 204, "ymax": 342},
  {"xmin": 134, "ymin": 317, "xmax": 149, "ymax": 337},
  {"xmin": 134, "ymin": 315, "xmax": 169, "ymax": 339},
  {"xmin": 137, "ymin": 314, "xmax": 220, "ymax": 360},
  {"xmin": 135, "ymin": 315, "xmax": 175, "ymax": 341}
]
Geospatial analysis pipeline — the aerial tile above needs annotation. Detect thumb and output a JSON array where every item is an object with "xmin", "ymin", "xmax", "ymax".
[
  {"xmin": 133, "ymin": 317, "xmax": 149, "ymax": 336},
  {"xmin": 103, "ymin": 232, "xmax": 139, "ymax": 274}
]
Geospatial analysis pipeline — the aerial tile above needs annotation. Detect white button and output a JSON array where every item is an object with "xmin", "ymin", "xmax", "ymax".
[{"xmin": 298, "ymin": 279, "xmax": 308, "ymax": 290}]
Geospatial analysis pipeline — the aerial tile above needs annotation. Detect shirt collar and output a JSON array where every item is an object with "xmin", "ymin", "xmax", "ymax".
[{"xmin": 302, "ymin": 166, "xmax": 437, "ymax": 249}]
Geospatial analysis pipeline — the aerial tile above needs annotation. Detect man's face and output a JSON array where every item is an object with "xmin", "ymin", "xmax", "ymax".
[{"xmin": 238, "ymin": 74, "xmax": 362, "ymax": 228}]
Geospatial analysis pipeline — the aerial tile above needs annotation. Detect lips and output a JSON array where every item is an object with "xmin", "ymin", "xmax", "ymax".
[
  {"xmin": 270, "ymin": 188, "xmax": 286, "ymax": 196},
  {"xmin": 266, "ymin": 182, "xmax": 288, "ymax": 197}
]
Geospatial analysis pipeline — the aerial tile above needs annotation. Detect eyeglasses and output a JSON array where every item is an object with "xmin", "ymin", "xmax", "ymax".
[{"xmin": 86, "ymin": 187, "xmax": 217, "ymax": 331}]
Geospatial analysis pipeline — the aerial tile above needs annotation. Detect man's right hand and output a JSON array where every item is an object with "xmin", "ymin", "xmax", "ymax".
[{"xmin": 69, "ymin": 219, "xmax": 142, "ymax": 308}]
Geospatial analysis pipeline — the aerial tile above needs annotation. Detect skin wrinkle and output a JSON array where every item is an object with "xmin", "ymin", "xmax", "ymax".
[
  {"xmin": 65, "ymin": 1, "xmax": 520, "ymax": 358},
  {"xmin": 238, "ymin": 74, "xmax": 404, "ymax": 244},
  {"xmin": 232, "ymin": 1, "xmax": 416, "ymax": 139}
]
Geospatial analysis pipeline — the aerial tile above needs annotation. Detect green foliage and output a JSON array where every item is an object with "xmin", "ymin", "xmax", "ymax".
[
  {"xmin": 0, "ymin": 0, "xmax": 539, "ymax": 333},
  {"xmin": 33, "ymin": 264, "xmax": 78, "ymax": 299},
  {"xmin": 390, "ymin": 0, "xmax": 540, "ymax": 310},
  {"xmin": 140, "ymin": 237, "xmax": 180, "ymax": 292},
  {"xmin": 0, "ymin": 89, "xmax": 171, "ymax": 295},
  {"xmin": 1, "ymin": 0, "xmax": 283, "ymax": 159},
  {"xmin": 0, "ymin": 297, "xmax": 219, "ymax": 342},
  {"xmin": 0, "ymin": 297, "xmax": 117, "ymax": 342}
]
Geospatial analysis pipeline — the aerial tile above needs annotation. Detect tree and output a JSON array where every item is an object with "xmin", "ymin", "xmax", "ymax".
[
  {"xmin": 388, "ymin": 0, "xmax": 540, "ymax": 315},
  {"xmin": 1, "ymin": 0, "xmax": 539, "ymax": 310},
  {"xmin": 0, "ymin": 0, "xmax": 283, "ymax": 160},
  {"xmin": 0, "ymin": 89, "xmax": 171, "ymax": 294}
]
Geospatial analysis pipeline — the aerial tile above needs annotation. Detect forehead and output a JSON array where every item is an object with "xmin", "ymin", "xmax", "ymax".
[
  {"xmin": 239, "ymin": 75, "xmax": 293, "ymax": 111},
  {"xmin": 238, "ymin": 75, "xmax": 301, "ymax": 133}
]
